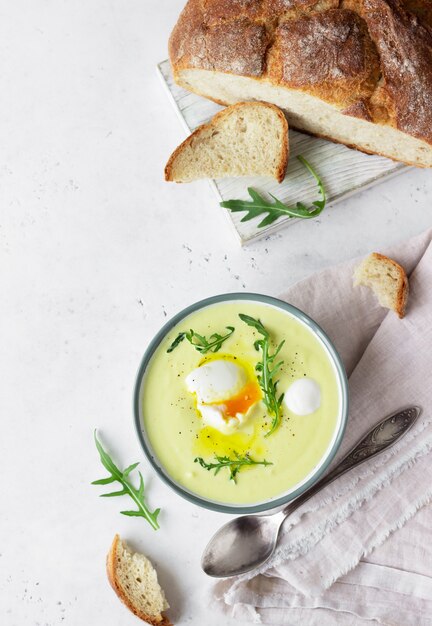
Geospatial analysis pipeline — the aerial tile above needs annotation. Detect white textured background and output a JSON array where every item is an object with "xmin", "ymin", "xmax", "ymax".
[{"xmin": 1, "ymin": 1, "xmax": 431, "ymax": 625}]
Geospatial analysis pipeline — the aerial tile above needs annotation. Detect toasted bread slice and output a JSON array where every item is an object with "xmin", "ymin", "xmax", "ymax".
[
  {"xmin": 107, "ymin": 534, "xmax": 172, "ymax": 626},
  {"xmin": 354, "ymin": 252, "xmax": 409, "ymax": 318},
  {"xmin": 164, "ymin": 102, "xmax": 289, "ymax": 183}
]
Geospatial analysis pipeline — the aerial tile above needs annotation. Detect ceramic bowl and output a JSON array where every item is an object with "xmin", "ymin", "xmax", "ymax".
[{"xmin": 133, "ymin": 293, "xmax": 349, "ymax": 514}]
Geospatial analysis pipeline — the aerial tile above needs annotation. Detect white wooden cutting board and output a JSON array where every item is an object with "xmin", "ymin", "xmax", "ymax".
[{"xmin": 158, "ymin": 60, "xmax": 407, "ymax": 245}]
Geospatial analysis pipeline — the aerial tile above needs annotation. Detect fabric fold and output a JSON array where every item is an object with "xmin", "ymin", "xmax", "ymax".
[{"xmin": 213, "ymin": 228, "xmax": 432, "ymax": 625}]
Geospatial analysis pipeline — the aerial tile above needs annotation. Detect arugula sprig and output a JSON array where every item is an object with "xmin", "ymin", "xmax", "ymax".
[
  {"xmin": 92, "ymin": 431, "xmax": 160, "ymax": 530},
  {"xmin": 239, "ymin": 314, "xmax": 285, "ymax": 437},
  {"xmin": 167, "ymin": 326, "xmax": 234, "ymax": 354},
  {"xmin": 194, "ymin": 452, "xmax": 272, "ymax": 483},
  {"xmin": 166, "ymin": 332, "xmax": 186, "ymax": 353},
  {"xmin": 220, "ymin": 156, "xmax": 326, "ymax": 228}
]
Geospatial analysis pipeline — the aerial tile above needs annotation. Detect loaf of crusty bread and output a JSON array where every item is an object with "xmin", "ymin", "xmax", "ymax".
[
  {"xmin": 165, "ymin": 102, "xmax": 289, "ymax": 183},
  {"xmin": 169, "ymin": 0, "xmax": 432, "ymax": 167}
]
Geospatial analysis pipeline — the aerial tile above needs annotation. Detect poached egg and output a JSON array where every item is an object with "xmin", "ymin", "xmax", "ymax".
[{"xmin": 185, "ymin": 357, "xmax": 261, "ymax": 434}]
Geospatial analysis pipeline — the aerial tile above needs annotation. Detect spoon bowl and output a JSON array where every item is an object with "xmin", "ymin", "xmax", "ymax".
[{"xmin": 202, "ymin": 513, "xmax": 283, "ymax": 577}]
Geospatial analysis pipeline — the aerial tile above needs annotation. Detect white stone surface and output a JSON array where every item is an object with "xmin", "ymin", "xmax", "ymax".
[{"xmin": 1, "ymin": 2, "xmax": 431, "ymax": 625}]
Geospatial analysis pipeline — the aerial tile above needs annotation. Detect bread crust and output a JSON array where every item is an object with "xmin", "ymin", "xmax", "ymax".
[
  {"xmin": 267, "ymin": 9, "xmax": 381, "ymax": 107},
  {"xmin": 106, "ymin": 534, "xmax": 173, "ymax": 626},
  {"xmin": 370, "ymin": 252, "xmax": 409, "ymax": 318},
  {"xmin": 169, "ymin": 0, "xmax": 432, "ymax": 159},
  {"xmin": 164, "ymin": 101, "xmax": 289, "ymax": 183}
]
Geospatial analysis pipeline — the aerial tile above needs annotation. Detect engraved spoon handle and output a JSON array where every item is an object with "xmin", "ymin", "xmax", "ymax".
[{"xmin": 281, "ymin": 406, "xmax": 421, "ymax": 518}]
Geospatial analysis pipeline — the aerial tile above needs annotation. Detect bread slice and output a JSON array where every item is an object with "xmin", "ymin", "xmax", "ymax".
[
  {"xmin": 164, "ymin": 102, "xmax": 288, "ymax": 183},
  {"xmin": 354, "ymin": 253, "xmax": 409, "ymax": 318},
  {"xmin": 107, "ymin": 534, "xmax": 172, "ymax": 626}
]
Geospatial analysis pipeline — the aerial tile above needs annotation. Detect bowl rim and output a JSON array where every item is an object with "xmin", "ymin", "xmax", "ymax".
[{"xmin": 133, "ymin": 292, "xmax": 349, "ymax": 514}]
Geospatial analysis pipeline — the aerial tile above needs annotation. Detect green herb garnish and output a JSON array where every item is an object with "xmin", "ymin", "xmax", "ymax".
[
  {"xmin": 92, "ymin": 431, "xmax": 160, "ymax": 530},
  {"xmin": 194, "ymin": 452, "xmax": 272, "ymax": 483},
  {"xmin": 239, "ymin": 314, "xmax": 285, "ymax": 437},
  {"xmin": 220, "ymin": 156, "xmax": 326, "ymax": 228},
  {"xmin": 167, "ymin": 326, "xmax": 235, "ymax": 354},
  {"xmin": 166, "ymin": 332, "xmax": 186, "ymax": 353}
]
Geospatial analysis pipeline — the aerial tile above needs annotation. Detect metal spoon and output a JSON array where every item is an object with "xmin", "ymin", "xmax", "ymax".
[{"xmin": 202, "ymin": 406, "xmax": 421, "ymax": 577}]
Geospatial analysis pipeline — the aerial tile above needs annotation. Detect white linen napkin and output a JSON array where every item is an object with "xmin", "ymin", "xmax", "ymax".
[{"xmin": 212, "ymin": 228, "xmax": 432, "ymax": 625}]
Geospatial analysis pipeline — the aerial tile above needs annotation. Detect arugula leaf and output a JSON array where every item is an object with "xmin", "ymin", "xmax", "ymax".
[
  {"xmin": 167, "ymin": 326, "xmax": 235, "ymax": 354},
  {"xmin": 194, "ymin": 452, "xmax": 272, "ymax": 483},
  {"xmin": 239, "ymin": 314, "xmax": 285, "ymax": 437},
  {"xmin": 237, "ymin": 313, "xmax": 269, "ymax": 339},
  {"xmin": 166, "ymin": 332, "xmax": 186, "ymax": 353},
  {"xmin": 220, "ymin": 156, "xmax": 326, "ymax": 228},
  {"xmin": 92, "ymin": 431, "xmax": 160, "ymax": 530}
]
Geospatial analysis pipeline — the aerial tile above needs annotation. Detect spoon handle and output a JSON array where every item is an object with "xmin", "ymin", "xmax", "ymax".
[{"xmin": 282, "ymin": 406, "xmax": 421, "ymax": 518}]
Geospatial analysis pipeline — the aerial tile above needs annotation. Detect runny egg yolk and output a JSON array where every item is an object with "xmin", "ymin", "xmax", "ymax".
[{"xmin": 219, "ymin": 380, "xmax": 262, "ymax": 419}]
